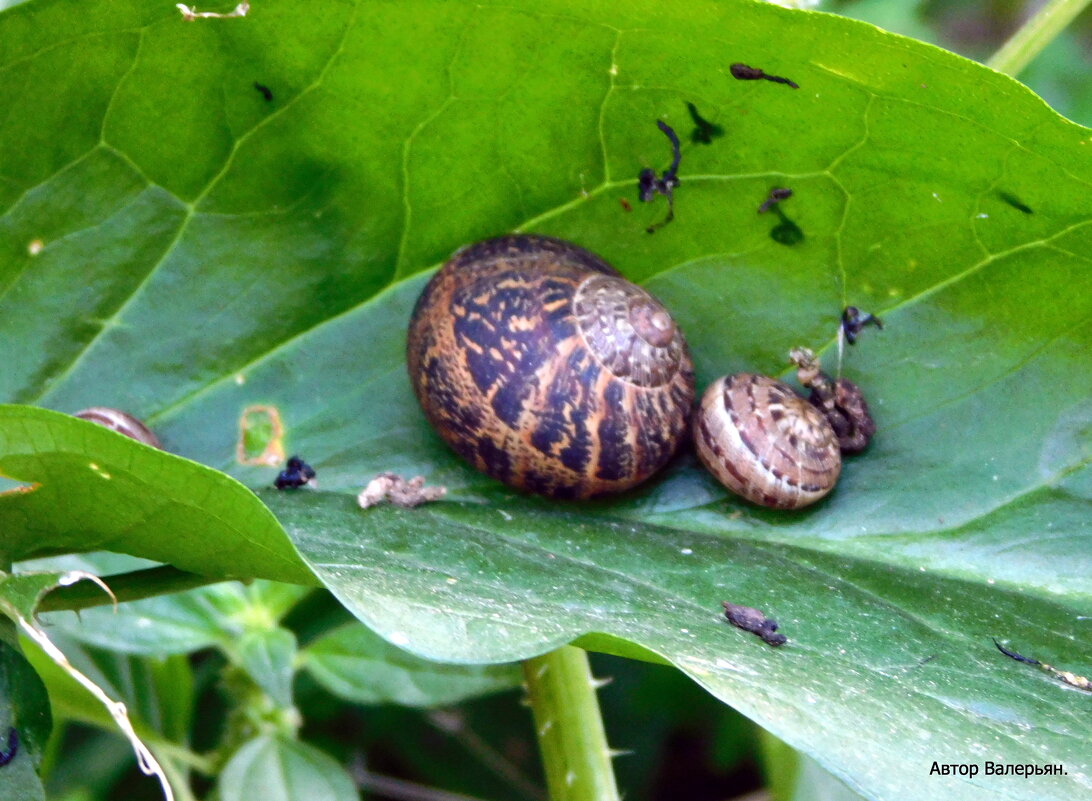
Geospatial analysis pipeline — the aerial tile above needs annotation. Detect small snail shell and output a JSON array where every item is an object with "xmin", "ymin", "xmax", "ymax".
[
  {"xmin": 407, "ymin": 234, "xmax": 695, "ymax": 499},
  {"xmin": 74, "ymin": 407, "xmax": 162, "ymax": 449},
  {"xmin": 693, "ymin": 374, "xmax": 841, "ymax": 509}
]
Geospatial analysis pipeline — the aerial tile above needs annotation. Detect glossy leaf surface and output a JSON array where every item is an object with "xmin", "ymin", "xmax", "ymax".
[{"xmin": 1, "ymin": 1, "xmax": 1089, "ymax": 800}]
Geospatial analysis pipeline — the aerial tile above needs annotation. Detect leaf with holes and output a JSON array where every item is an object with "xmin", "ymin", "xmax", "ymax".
[{"xmin": 1, "ymin": 1, "xmax": 1090, "ymax": 800}]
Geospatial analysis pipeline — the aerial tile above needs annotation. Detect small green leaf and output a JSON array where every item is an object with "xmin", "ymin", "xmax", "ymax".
[
  {"xmin": 0, "ymin": 406, "xmax": 314, "ymax": 585},
  {"xmin": 236, "ymin": 628, "xmax": 298, "ymax": 709},
  {"xmin": 219, "ymin": 735, "xmax": 358, "ymax": 801},
  {"xmin": 303, "ymin": 622, "xmax": 521, "ymax": 707}
]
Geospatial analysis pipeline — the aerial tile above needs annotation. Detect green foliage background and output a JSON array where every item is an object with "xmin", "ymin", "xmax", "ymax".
[{"xmin": 0, "ymin": 0, "xmax": 1089, "ymax": 800}]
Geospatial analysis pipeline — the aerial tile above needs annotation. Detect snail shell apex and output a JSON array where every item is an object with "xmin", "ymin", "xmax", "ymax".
[
  {"xmin": 693, "ymin": 374, "xmax": 841, "ymax": 509},
  {"xmin": 407, "ymin": 234, "xmax": 695, "ymax": 499}
]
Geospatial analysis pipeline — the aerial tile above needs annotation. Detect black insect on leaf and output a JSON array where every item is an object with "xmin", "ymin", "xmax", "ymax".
[
  {"xmin": 686, "ymin": 101, "xmax": 724, "ymax": 144},
  {"xmin": 638, "ymin": 120, "xmax": 682, "ymax": 233},
  {"xmin": 275, "ymin": 455, "xmax": 316, "ymax": 490},
  {"xmin": 253, "ymin": 81, "xmax": 273, "ymax": 101},
  {"xmin": 730, "ymin": 62, "xmax": 799, "ymax": 89}
]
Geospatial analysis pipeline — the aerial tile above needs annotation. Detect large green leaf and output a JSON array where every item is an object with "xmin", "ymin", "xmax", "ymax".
[
  {"xmin": 1, "ymin": 1, "xmax": 1089, "ymax": 800},
  {"xmin": 0, "ymin": 407, "xmax": 314, "ymax": 584}
]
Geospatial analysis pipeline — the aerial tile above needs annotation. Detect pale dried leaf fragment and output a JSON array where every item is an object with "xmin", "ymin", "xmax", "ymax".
[
  {"xmin": 177, "ymin": 1, "xmax": 249, "ymax": 21},
  {"xmin": 14, "ymin": 574, "xmax": 173, "ymax": 800},
  {"xmin": 358, "ymin": 473, "xmax": 447, "ymax": 509}
]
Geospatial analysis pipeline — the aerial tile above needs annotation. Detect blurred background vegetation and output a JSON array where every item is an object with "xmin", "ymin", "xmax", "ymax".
[
  {"xmin": 6, "ymin": 1, "xmax": 1088, "ymax": 800},
  {"xmin": 830, "ymin": 0, "xmax": 1092, "ymax": 124}
]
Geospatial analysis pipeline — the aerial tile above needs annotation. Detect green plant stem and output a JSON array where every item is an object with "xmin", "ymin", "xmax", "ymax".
[
  {"xmin": 521, "ymin": 646, "xmax": 620, "ymax": 801},
  {"xmin": 36, "ymin": 565, "xmax": 228, "ymax": 613},
  {"xmin": 986, "ymin": 0, "xmax": 1092, "ymax": 77}
]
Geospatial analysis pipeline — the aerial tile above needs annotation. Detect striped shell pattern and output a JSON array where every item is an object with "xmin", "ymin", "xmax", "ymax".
[
  {"xmin": 407, "ymin": 235, "xmax": 695, "ymax": 499},
  {"xmin": 693, "ymin": 373, "xmax": 841, "ymax": 509}
]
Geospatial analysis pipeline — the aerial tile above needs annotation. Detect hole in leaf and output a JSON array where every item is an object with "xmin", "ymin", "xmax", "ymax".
[{"xmin": 236, "ymin": 404, "xmax": 286, "ymax": 466}]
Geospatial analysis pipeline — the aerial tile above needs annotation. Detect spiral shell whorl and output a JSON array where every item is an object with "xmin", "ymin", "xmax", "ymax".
[
  {"xmin": 694, "ymin": 374, "xmax": 841, "ymax": 509},
  {"xmin": 407, "ymin": 234, "xmax": 694, "ymax": 499},
  {"xmin": 573, "ymin": 274, "xmax": 684, "ymax": 387}
]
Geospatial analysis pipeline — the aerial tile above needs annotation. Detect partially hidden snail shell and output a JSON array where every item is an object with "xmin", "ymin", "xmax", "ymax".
[
  {"xmin": 693, "ymin": 374, "xmax": 841, "ymax": 509},
  {"xmin": 407, "ymin": 234, "xmax": 695, "ymax": 499},
  {"xmin": 74, "ymin": 407, "xmax": 162, "ymax": 449}
]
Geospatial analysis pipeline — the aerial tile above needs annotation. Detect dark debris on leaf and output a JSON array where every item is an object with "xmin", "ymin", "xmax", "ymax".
[
  {"xmin": 722, "ymin": 602, "xmax": 787, "ymax": 647},
  {"xmin": 841, "ymin": 306, "xmax": 883, "ymax": 345},
  {"xmin": 730, "ymin": 62, "xmax": 799, "ymax": 89},
  {"xmin": 758, "ymin": 187, "xmax": 793, "ymax": 213},
  {"xmin": 638, "ymin": 120, "xmax": 682, "ymax": 233},
  {"xmin": 993, "ymin": 639, "xmax": 1092, "ymax": 691}
]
